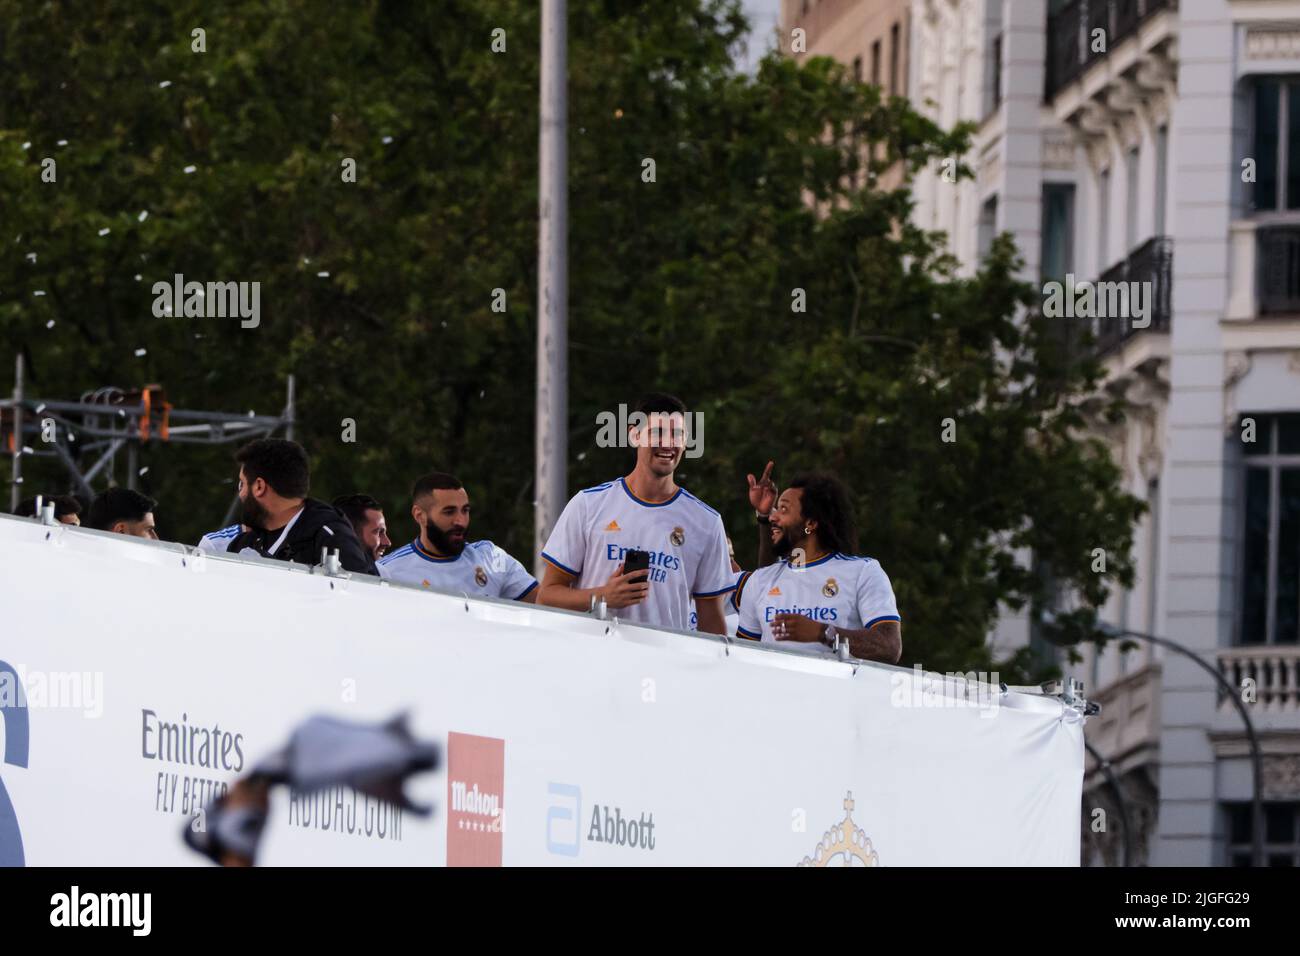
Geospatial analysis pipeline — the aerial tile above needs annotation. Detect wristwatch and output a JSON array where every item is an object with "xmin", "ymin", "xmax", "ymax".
[
  {"xmin": 821, "ymin": 623, "xmax": 839, "ymax": 649},
  {"xmin": 756, "ymin": 511, "xmax": 771, "ymax": 523}
]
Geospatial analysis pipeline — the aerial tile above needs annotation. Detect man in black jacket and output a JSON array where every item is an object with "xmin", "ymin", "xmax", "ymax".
[{"xmin": 225, "ymin": 438, "xmax": 375, "ymax": 575}]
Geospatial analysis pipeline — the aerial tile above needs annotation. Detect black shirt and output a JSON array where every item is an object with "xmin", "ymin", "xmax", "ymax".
[{"xmin": 227, "ymin": 498, "xmax": 376, "ymax": 575}]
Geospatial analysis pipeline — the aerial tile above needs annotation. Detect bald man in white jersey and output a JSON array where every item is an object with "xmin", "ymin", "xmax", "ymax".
[
  {"xmin": 538, "ymin": 393, "xmax": 733, "ymax": 634},
  {"xmin": 378, "ymin": 472, "xmax": 538, "ymax": 602}
]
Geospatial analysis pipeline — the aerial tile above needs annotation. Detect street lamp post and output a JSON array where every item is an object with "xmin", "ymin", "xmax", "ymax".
[
  {"xmin": 534, "ymin": 0, "xmax": 569, "ymax": 576},
  {"xmin": 1084, "ymin": 738, "xmax": 1133, "ymax": 868},
  {"xmin": 1043, "ymin": 613, "xmax": 1265, "ymax": 868}
]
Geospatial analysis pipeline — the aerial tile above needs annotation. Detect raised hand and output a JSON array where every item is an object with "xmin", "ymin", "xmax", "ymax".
[{"xmin": 747, "ymin": 460, "xmax": 777, "ymax": 516}]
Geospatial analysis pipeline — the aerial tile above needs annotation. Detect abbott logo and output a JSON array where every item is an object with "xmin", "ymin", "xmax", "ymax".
[
  {"xmin": 50, "ymin": 887, "xmax": 151, "ymax": 936},
  {"xmin": 588, "ymin": 804, "xmax": 657, "ymax": 850},
  {"xmin": 546, "ymin": 783, "xmax": 581, "ymax": 857}
]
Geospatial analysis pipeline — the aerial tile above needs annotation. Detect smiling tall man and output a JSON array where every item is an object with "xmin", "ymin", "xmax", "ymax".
[{"xmin": 538, "ymin": 393, "xmax": 734, "ymax": 634}]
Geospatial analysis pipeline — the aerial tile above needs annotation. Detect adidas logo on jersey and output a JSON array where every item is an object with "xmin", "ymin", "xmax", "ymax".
[
  {"xmin": 605, "ymin": 520, "xmax": 622, "ymax": 532},
  {"xmin": 768, "ymin": 586, "xmax": 782, "ymax": 596}
]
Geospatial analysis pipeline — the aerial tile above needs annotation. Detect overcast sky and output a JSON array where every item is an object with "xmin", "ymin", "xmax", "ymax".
[{"xmin": 738, "ymin": 0, "xmax": 783, "ymax": 72}]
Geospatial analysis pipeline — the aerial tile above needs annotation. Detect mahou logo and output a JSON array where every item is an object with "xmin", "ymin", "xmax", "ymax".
[{"xmin": 446, "ymin": 732, "xmax": 504, "ymax": 867}]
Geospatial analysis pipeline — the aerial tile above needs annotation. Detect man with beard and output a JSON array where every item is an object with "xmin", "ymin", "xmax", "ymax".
[
  {"xmin": 332, "ymin": 493, "xmax": 393, "ymax": 563},
  {"xmin": 733, "ymin": 473, "xmax": 902, "ymax": 663},
  {"xmin": 538, "ymin": 392, "xmax": 733, "ymax": 634},
  {"xmin": 376, "ymin": 472, "xmax": 538, "ymax": 602},
  {"xmin": 225, "ymin": 438, "xmax": 374, "ymax": 575}
]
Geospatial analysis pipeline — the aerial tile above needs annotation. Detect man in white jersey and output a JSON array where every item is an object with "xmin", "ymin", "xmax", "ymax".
[
  {"xmin": 691, "ymin": 537, "xmax": 743, "ymax": 632},
  {"xmin": 538, "ymin": 392, "xmax": 733, "ymax": 634},
  {"xmin": 377, "ymin": 471, "xmax": 538, "ymax": 602},
  {"xmin": 197, "ymin": 523, "xmax": 243, "ymax": 554},
  {"xmin": 734, "ymin": 472, "xmax": 902, "ymax": 663}
]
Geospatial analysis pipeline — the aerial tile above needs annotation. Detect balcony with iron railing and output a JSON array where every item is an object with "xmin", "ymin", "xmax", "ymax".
[
  {"xmin": 1092, "ymin": 236, "xmax": 1173, "ymax": 356},
  {"xmin": 1046, "ymin": 0, "xmax": 1176, "ymax": 101},
  {"xmin": 1043, "ymin": 238, "xmax": 1173, "ymax": 369},
  {"xmin": 1227, "ymin": 219, "xmax": 1300, "ymax": 319}
]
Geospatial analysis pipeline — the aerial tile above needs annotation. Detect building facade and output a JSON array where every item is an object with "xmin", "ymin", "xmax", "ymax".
[
  {"xmin": 789, "ymin": 0, "xmax": 1300, "ymax": 866},
  {"xmin": 781, "ymin": 0, "xmax": 911, "ymax": 94}
]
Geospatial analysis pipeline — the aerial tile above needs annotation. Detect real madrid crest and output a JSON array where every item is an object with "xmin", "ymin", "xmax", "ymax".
[
  {"xmin": 474, "ymin": 565, "xmax": 488, "ymax": 588},
  {"xmin": 798, "ymin": 792, "xmax": 880, "ymax": 867},
  {"xmin": 822, "ymin": 577, "xmax": 839, "ymax": 598},
  {"xmin": 670, "ymin": 526, "xmax": 685, "ymax": 546}
]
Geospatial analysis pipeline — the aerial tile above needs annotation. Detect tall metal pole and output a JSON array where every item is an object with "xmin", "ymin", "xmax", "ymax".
[
  {"xmin": 1131, "ymin": 630, "xmax": 1265, "ymax": 868},
  {"xmin": 284, "ymin": 374, "xmax": 296, "ymax": 442},
  {"xmin": 534, "ymin": 0, "xmax": 569, "ymax": 575},
  {"xmin": 10, "ymin": 354, "xmax": 23, "ymax": 512}
]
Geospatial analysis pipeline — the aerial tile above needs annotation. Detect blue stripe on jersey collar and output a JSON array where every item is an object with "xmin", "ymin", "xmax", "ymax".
[
  {"xmin": 619, "ymin": 476, "xmax": 682, "ymax": 508},
  {"xmin": 411, "ymin": 537, "xmax": 463, "ymax": 563}
]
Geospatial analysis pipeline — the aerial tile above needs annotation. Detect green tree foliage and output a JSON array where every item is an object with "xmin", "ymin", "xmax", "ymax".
[{"xmin": 0, "ymin": 0, "xmax": 1142, "ymax": 676}]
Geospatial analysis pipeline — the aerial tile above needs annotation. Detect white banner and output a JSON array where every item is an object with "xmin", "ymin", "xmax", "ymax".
[{"xmin": 0, "ymin": 515, "xmax": 1083, "ymax": 866}]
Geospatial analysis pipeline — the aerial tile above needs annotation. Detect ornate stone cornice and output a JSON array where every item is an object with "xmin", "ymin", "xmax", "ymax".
[{"xmin": 1245, "ymin": 28, "xmax": 1300, "ymax": 61}]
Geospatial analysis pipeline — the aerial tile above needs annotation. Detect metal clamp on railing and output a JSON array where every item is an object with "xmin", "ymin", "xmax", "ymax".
[
  {"xmin": 37, "ymin": 496, "xmax": 57, "ymax": 527},
  {"xmin": 316, "ymin": 547, "xmax": 345, "ymax": 577},
  {"xmin": 589, "ymin": 593, "xmax": 608, "ymax": 621},
  {"xmin": 1000, "ymin": 677, "xmax": 1100, "ymax": 718}
]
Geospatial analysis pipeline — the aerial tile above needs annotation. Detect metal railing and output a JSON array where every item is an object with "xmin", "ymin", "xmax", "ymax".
[
  {"xmin": 1093, "ymin": 235, "xmax": 1173, "ymax": 357},
  {"xmin": 1258, "ymin": 223, "xmax": 1300, "ymax": 315},
  {"xmin": 1046, "ymin": 0, "xmax": 1175, "ymax": 100}
]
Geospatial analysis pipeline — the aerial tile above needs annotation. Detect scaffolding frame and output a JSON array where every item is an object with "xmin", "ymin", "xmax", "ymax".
[{"xmin": 3, "ymin": 355, "xmax": 295, "ymax": 524}]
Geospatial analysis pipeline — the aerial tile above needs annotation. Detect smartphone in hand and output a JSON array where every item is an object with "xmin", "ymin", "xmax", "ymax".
[{"xmin": 622, "ymin": 548, "xmax": 651, "ymax": 584}]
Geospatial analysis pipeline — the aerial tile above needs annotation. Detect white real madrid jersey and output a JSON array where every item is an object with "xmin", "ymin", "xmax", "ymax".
[
  {"xmin": 377, "ymin": 537, "xmax": 538, "ymax": 601},
  {"xmin": 542, "ymin": 477, "xmax": 733, "ymax": 632},
  {"xmin": 197, "ymin": 524, "xmax": 240, "ymax": 554},
  {"xmin": 734, "ymin": 552, "xmax": 900, "ymax": 658},
  {"xmin": 691, "ymin": 570, "xmax": 744, "ymax": 632}
]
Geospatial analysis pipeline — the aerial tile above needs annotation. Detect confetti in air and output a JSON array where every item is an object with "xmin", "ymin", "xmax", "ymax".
[
  {"xmin": 134, "ymin": 348, "xmax": 147, "ymax": 357},
  {"xmin": 138, "ymin": 211, "xmax": 149, "ymax": 222},
  {"xmin": 98, "ymin": 228, "xmax": 110, "ymax": 236},
  {"xmin": 183, "ymin": 165, "xmax": 196, "ymax": 174},
  {"xmin": 159, "ymin": 80, "xmax": 172, "ymax": 88}
]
